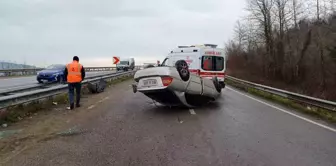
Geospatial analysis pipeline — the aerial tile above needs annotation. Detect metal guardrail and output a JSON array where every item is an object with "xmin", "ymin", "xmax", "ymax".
[
  {"xmin": 226, "ymin": 75, "xmax": 336, "ymax": 112},
  {"xmin": 0, "ymin": 71, "xmax": 133, "ymax": 96},
  {"xmin": 0, "ymin": 71, "xmax": 136, "ymax": 109},
  {"xmin": 0, "ymin": 68, "xmax": 44, "ymax": 72},
  {"xmin": 0, "ymin": 66, "xmax": 142, "ymax": 72},
  {"xmin": 0, "ymin": 66, "xmax": 142, "ymax": 76}
]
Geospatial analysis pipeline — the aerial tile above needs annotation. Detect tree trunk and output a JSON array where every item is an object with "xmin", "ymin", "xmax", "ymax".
[{"xmin": 296, "ymin": 28, "xmax": 312, "ymax": 80}]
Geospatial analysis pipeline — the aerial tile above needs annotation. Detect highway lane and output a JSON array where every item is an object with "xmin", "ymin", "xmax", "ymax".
[
  {"xmin": 0, "ymin": 71, "xmax": 116, "ymax": 90},
  {"xmin": 6, "ymin": 83, "xmax": 336, "ymax": 166}
]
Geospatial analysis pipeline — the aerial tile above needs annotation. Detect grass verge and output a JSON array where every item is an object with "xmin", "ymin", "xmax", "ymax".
[
  {"xmin": 0, "ymin": 75, "xmax": 133, "ymax": 125},
  {"xmin": 225, "ymin": 79, "xmax": 336, "ymax": 123}
]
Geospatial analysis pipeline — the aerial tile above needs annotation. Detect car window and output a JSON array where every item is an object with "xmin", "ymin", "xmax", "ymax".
[
  {"xmin": 161, "ymin": 58, "xmax": 169, "ymax": 66},
  {"xmin": 120, "ymin": 61, "xmax": 129, "ymax": 65},
  {"xmin": 201, "ymin": 56, "xmax": 224, "ymax": 71},
  {"xmin": 46, "ymin": 65, "xmax": 65, "ymax": 70}
]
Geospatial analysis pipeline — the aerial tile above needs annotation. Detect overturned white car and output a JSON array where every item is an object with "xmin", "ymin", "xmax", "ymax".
[{"xmin": 132, "ymin": 44, "xmax": 226, "ymax": 107}]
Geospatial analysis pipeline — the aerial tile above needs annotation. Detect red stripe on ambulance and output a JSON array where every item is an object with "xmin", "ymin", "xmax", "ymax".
[{"xmin": 189, "ymin": 69, "xmax": 225, "ymax": 77}]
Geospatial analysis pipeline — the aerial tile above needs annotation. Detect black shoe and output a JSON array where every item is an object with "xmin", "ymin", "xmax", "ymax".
[
  {"xmin": 76, "ymin": 103, "xmax": 80, "ymax": 108},
  {"xmin": 70, "ymin": 103, "xmax": 74, "ymax": 110}
]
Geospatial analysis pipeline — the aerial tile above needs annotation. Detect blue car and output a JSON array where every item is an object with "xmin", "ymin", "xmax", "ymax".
[{"xmin": 37, "ymin": 64, "xmax": 66, "ymax": 83}]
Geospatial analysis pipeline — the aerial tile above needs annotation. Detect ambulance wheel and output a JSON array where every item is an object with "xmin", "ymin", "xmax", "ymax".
[
  {"xmin": 175, "ymin": 60, "xmax": 190, "ymax": 81},
  {"xmin": 213, "ymin": 76, "xmax": 222, "ymax": 93}
]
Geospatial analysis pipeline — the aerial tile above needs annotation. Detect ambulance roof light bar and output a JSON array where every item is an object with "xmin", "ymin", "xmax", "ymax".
[
  {"xmin": 177, "ymin": 44, "xmax": 217, "ymax": 48},
  {"xmin": 203, "ymin": 44, "xmax": 217, "ymax": 48}
]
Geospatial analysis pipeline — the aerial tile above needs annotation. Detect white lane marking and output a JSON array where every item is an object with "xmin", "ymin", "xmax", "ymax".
[
  {"xmin": 227, "ymin": 87, "xmax": 336, "ymax": 133},
  {"xmin": 88, "ymin": 105, "xmax": 95, "ymax": 110},
  {"xmin": 98, "ymin": 96, "xmax": 110, "ymax": 103},
  {"xmin": 189, "ymin": 109, "xmax": 196, "ymax": 115}
]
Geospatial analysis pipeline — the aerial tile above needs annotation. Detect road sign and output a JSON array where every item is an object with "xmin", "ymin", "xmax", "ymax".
[{"xmin": 113, "ymin": 56, "xmax": 120, "ymax": 64}]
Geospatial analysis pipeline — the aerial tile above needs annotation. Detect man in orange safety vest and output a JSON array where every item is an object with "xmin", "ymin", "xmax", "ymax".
[{"xmin": 64, "ymin": 56, "xmax": 85, "ymax": 110}]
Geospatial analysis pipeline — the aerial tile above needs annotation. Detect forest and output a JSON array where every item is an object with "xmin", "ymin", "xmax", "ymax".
[{"xmin": 225, "ymin": 0, "xmax": 336, "ymax": 101}]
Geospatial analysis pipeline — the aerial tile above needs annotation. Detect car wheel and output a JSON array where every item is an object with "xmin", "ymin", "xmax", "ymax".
[
  {"xmin": 175, "ymin": 60, "xmax": 190, "ymax": 81},
  {"xmin": 220, "ymin": 82, "xmax": 225, "ymax": 88},
  {"xmin": 58, "ymin": 75, "xmax": 64, "ymax": 84},
  {"xmin": 212, "ymin": 76, "xmax": 222, "ymax": 93},
  {"xmin": 38, "ymin": 79, "xmax": 43, "ymax": 84}
]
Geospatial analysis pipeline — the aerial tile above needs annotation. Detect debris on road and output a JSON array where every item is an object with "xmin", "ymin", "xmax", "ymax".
[
  {"xmin": 87, "ymin": 79, "xmax": 107, "ymax": 94},
  {"xmin": 177, "ymin": 117, "xmax": 183, "ymax": 123}
]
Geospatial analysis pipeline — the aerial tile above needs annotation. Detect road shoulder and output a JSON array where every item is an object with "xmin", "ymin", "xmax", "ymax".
[{"xmin": 0, "ymin": 79, "xmax": 134, "ymax": 165}]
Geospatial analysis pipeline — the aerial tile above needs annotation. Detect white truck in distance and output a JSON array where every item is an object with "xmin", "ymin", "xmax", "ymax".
[
  {"xmin": 132, "ymin": 44, "xmax": 226, "ymax": 107},
  {"xmin": 116, "ymin": 58, "xmax": 135, "ymax": 71}
]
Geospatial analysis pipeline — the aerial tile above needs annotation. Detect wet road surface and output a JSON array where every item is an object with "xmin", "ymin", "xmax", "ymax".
[
  {"xmin": 5, "ymin": 83, "xmax": 336, "ymax": 166},
  {"xmin": 0, "ymin": 71, "xmax": 116, "ymax": 90}
]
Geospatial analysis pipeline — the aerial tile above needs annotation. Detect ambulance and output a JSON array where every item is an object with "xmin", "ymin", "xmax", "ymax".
[
  {"xmin": 162, "ymin": 44, "xmax": 226, "ymax": 88},
  {"xmin": 132, "ymin": 44, "xmax": 225, "ymax": 107}
]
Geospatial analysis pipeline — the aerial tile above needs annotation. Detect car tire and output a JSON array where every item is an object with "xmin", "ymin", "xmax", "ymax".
[
  {"xmin": 213, "ymin": 76, "xmax": 222, "ymax": 93},
  {"xmin": 220, "ymin": 82, "xmax": 225, "ymax": 88},
  {"xmin": 175, "ymin": 60, "xmax": 190, "ymax": 81},
  {"xmin": 37, "ymin": 79, "xmax": 43, "ymax": 84},
  {"xmin": 58, "ymin": 75, "xmax": 64, "ymax": 84}
]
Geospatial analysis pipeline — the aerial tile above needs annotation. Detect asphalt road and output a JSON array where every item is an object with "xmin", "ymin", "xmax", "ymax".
[
  {"xmin": 0, "ymin": 71, "xmax": 116, "ymax": 90},
  {"xmin": 6, "ymin": 83, "xmax": 336, "ymax": 166}
]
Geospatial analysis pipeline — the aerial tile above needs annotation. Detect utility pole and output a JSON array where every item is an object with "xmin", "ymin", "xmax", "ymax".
[{"xmin": 23, "ymin": 56, "xmax": 26, "ymax": 68}]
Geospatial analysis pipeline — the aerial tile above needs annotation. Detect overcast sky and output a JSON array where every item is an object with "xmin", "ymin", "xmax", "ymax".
[{"xmin": 0, "ymin": 0, "xmax": 246, "ymax": 67}]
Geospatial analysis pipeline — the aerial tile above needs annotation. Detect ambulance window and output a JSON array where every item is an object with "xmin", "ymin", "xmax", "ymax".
[
  {"xmin": 201, "ymin": 56, "xmax": 213, "ymax": 71},
  {"xmin": 201, "ymin": 56, "xmax": 224, "ymax": 71},
  {"xmin": 215, "ymin": 57, "xmax": 224, "ymax": 71}
]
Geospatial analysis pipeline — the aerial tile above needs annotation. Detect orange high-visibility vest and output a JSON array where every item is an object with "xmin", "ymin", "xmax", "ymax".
[{"xmin": 66, "ymin": 61, "xmax": 83, "ymax": 83}]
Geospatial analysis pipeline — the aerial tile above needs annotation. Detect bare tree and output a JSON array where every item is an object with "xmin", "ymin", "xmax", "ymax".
[
  {"xmin": 246, "ymin": 0, "xmax": 275, "ymax": 76},
  {"xmin": 291, "ymin": 0, "xmax": 306, "ymax": 27},
  {"xmin": 273, "ymin": 0, "xmax": 292, "ymax": 77},
  {"xmin": 234, "ymin": 20, "xmax": 247, "ymax": 51},
  {"xmin": 226, "ymin": 0, "xmax": 336, "ymax": 100}
]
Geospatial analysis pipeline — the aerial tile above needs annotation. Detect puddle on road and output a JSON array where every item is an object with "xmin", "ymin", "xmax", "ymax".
[
  {"xmin": 0, "ymin": 129, "xmax": 22, "ymax": 139},
  {"xmin": 56, "ymin": 126, "xmax": 87, "ymax": 137}
]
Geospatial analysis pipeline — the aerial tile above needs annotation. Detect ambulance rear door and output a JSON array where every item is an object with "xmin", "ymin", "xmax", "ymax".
[{"xmin": 199, "ymin": 48, "xmax": 226, "ymax": 82}]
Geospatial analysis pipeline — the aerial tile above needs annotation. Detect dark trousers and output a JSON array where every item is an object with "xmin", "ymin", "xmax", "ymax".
[{"xmin": 68, "ymin": 82, "xmax": 82, "ymax": 105}]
